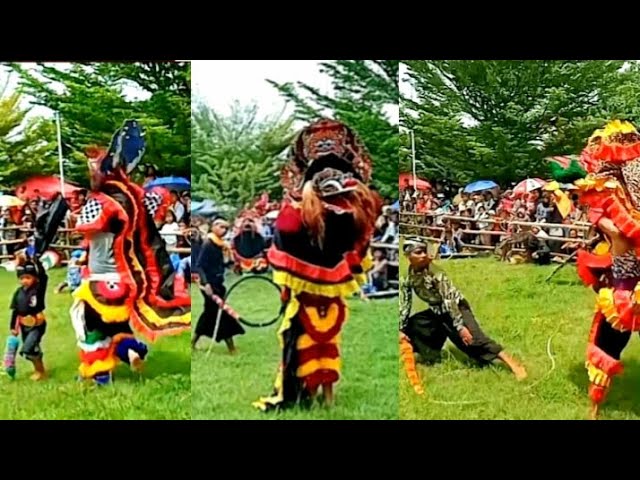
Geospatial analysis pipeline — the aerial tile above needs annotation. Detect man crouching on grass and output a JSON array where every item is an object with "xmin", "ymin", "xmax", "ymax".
[{"xmin": 399, "ymin": 236, "xmax": 527, "ymax": 382}]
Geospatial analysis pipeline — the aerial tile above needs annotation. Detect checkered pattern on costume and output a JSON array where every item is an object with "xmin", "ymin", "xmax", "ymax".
[
  {"xmin": 143, "ymin": 191, "xmax": 163, "ymax": 217},
  {"xmin": 77, "ymin": 198, "xmax": 102, "ymax": 225}
]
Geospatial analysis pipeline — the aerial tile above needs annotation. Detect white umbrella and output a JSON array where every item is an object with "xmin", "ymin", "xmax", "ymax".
[{"xmin": 513, "ymin": 178, "xmax": 546, "ymax": 196}]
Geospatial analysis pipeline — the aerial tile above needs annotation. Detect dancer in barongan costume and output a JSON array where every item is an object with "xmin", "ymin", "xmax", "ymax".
[
  {"xmin": 231, "ymin": 206, "xmax": 268, "ymax": 274},
  {"xmin": 551, "ymin": 120, "xmax": 640, "ymax": 418},
  {"xmin": 67, "ymin": 120, "xmax": 191, "ymax": 384},
  {"xmin": 253, "ymin": 119, "xmax": 380, "ymax": 410}
]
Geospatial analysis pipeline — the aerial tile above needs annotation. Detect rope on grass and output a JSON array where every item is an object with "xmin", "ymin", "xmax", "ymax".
[{"xmin": 424, "ymin": 325, "xmax": 562, "ymax": 406}]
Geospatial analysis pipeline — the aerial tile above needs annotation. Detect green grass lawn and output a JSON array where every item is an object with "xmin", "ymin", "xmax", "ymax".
[
  {"xmin": 191, "ymin": 273, "xmax": 398, "ymax": 419},
  {"xmin": 0, "ymin": 268, "xmax": 190, "ymax": 420},
  {"xmin": 400, "ymin": 256, "xmax": 640, "ymax": 420}
]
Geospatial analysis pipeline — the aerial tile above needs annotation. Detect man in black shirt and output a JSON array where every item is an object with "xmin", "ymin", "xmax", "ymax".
[{"xmin": 192, "ymin": 217, "xmax": 245, "ymax": 352}]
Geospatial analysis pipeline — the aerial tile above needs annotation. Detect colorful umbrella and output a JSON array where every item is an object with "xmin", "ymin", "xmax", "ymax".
[
  {"xmin": 15, "ymin": 176, "xmax": 81, "ymax": 200},
  {"xmin": 0, "ymin": 195, "xmax": 25, "ymax": 208},
  {"xmin": 399, "ymin": 173, "xmax": 431, "ymax": 190},
  {"xmin": 513, "ymin": 178, "xmax": 546, "ymax": 196},
  {"xmin": 463, "ymin": 180, "xmax": 498, "ymax": 193},
  {"xmin": 145, "ymin": 176, "xmax": 190, "ymax": 191}
]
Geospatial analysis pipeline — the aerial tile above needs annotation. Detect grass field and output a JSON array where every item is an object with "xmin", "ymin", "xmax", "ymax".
[
  {"xmin": 399, "ymin": 255, "xmax": 640, "ymax": 420},
  {"xmin": 0, "ymin": 269, "xmax": 190, "ymax": 420},
  {"xmin": 191, "ymin": 273, "xmax": 398, "ymax": 419}
]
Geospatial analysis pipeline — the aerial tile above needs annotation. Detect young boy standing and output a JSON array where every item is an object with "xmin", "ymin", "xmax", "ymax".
[{"xmin": 10, "ymin": 255, "xmax": 48, "ymax": 380}]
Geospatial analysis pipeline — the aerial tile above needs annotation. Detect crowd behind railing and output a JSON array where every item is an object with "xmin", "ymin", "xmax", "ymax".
[
  {"xmin": 1, "ymin": 179, "xmax": 192, "ymax": 264},
  {"xmin": 400, "ymin": 181, "xmax": 592, "ymax": 262}
]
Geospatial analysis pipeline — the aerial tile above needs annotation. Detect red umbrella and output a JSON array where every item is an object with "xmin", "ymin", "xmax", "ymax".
[
  {"xmin": 15, "ymin": 176, "xmax": 82, "ymax": 201},
  {"xmin": 399, "ymin": 172, "xmax": 431, "ymax": 191}
]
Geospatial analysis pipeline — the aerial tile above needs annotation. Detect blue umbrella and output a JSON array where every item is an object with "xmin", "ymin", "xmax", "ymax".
[
  {"xmin": 391, "ymin": 200, "xmax": 400, "ymax": 211},
  {"xmin": 463, "ymin": 180, "xmax": 498, "ymax": 193},
  {"xmin": 145, "ymin": 176, "xmax": 190, "ymax": 191}
]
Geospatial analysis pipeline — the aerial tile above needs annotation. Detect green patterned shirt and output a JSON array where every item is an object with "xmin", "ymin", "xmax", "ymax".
[{"xmin": 399, "ymin": 265, "xmax": 466, "ymax": 333}]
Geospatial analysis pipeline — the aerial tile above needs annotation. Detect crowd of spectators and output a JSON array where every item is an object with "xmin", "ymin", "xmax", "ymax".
[{"xmin": 401, "ymin": 178, "xmax": 590, "ymax": 260}]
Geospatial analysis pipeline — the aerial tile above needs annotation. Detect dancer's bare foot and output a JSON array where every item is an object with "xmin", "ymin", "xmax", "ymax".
[
  {"xmin": 30, "ymin": 371, "xmax": 46, "ymax": 381},
  {"xmin": 498, "ymin": 351, "xmax": 528, "ymax": 381},
  {"xmin": 322, "ymin": 383, "xmax": 334, "ymax": 407},
  {"xmin": 225, "ymin": 339, "xmax": 237, "ymax": 355},
  {"xmin": 589, "ymin": 403, "xmax": 599, "ymax": 420},
  {"xmin": 128, "ymin": 349, "xmax": 144, "ymax": 373}
]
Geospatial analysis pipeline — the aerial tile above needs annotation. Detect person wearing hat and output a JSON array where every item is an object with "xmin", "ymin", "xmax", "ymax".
[
  {"xmin": 9, "ymin": 253, "xmax": 49, "ymax": 380},
  {"xmin": 399, "ymin": 236, "xmax": 527, "ymax": 385},
  {"xmin": 193, "ymin": 217, "xmax": 245, "ymax": 352}
]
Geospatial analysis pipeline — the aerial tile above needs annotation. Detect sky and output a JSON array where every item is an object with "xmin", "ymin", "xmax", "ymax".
[{"xmin": 192, "ymin": 60, "xmax": 398, "ymax": 124}]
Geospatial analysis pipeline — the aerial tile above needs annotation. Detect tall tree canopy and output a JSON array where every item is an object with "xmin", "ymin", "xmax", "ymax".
[
  {"xmin": 191, "ymin": 99, "xmax": 294, "ymax": 212},
  {"xmin": 401, "ymin": 60, "xmax": 640, "ymax": 187},
  {"xmin": 269, "ymin": 60, "xmax": 399, "ymax": 198},
  {"xmin": 9, "ymin": 62, "xmax": 190, "ymax": 185},
  {"xmin": 0, "ymin": 73, "xmax": 58, "ymax": 191}
]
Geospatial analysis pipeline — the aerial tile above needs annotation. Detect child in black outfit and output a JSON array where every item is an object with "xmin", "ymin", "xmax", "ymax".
[{"xmin": 10, "ymin": 254, "xmax": 48, "ymax": 380}]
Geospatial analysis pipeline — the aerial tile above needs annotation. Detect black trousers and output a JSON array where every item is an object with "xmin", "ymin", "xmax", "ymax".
[
  {"xmin": 20, "ymin": 323, "xmax": 46, "ymax": 360},
  {"xmin": 195, "ymin": 284, "xmax": 245, "ymax": 342},
  {"xmin": 593, "ymin": 318, "xmax": 638, "ymax": 360},
  {"xmin": 405, "ymin": 301, "xmax": 503, "ymax": 364}
]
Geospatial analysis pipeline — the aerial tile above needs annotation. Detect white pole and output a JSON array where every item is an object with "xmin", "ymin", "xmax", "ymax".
[
  {"xmin": 55, "ymin": 111, "xmax": 65, "ymax": 197},
  {"xmin": 410, "ymin": 129, "xmax": 417, "ymax": 191}
]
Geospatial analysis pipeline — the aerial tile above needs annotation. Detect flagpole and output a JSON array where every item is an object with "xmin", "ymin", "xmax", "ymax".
[
  {"xmin": 410, "ymin": 129, "xmax": 417, "ymax": 191},
  {"xmin": 55, "ymin": 111, "xmax": 65, "ymax": 197}
]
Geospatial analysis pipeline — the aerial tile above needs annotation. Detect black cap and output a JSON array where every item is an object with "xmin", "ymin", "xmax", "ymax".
[{"xmin": 16, "ymin": 261, "xmax": 38, "ymax": 279}]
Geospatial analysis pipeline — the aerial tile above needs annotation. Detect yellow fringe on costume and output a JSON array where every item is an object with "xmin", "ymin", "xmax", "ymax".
[
  {"xmin": 589, "ymin": 119, "xmax": 638, "ymax": 142},
  {"xmin": 135, "ymin": 299, "xmax": 191, "ymax": 328},
  {"xmin": 72, "ymin": 281, "xmax": 130, "ymax": 323},
  {"xmin": 272, "ymin": 270, "xmax": 360, "ymax": 297},
  {"xmin": 79, "ymin": 357, "xmax": 118, "ymax": 378},
  {"xmin": 586, "ymin": 361, "xmax": 612, "ymax": 388},
  {"xmin": 595, "ymin": 287, "xmax": 624, "ymax": 331}
]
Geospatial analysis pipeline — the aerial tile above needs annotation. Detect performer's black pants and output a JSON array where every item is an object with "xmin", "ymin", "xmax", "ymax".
[
  {"xmin": 405, "ymin": 301, "xmax": 503, "ymax": 364},
  {"xmin": 195, "ymin": 283, "xmax": 245, "ymax": 342},
  {"xmin": 594, "ymin": 319, "xmax": 637, "ymax": 360}
]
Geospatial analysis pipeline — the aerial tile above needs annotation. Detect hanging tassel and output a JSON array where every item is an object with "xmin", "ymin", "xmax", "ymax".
[{"xmin": 400, "ymin": 334, "xmax": 424, "ymax": 395}]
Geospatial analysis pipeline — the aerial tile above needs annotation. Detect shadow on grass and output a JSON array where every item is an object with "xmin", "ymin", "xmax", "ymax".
[
  {"xmin": 569, "ymin": 358, "xmax": 640, "ymax": 417},
  {"xmin": 136, "ymin": 349, "xmax": 191, "ymax": 379}
]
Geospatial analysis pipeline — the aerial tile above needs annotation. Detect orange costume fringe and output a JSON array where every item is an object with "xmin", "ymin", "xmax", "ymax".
[{"xmin": 567, "ymin": 120, "xmax": 640, "ymax": 408}]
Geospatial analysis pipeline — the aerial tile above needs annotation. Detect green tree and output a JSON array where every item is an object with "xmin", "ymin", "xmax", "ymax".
[
  {"xmin": 402, "ymin": 60, "xmax": 636, "ymax": 187},
  {"xmin": 269, "ymin": 60, "xmax": 399, "ymax": 198},
  {"xmin": 9, "ymin": 62, "xmax": 190, "ymax": 185},
  {"xmin": 0, "ymin": 74, "xmax": 58, "ymax": 191},
  {"xmin": 191, "ymin": 99, "xmax": 294, "ymax": 213}
]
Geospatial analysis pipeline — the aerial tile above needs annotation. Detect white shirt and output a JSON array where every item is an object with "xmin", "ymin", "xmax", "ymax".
[
  {"xmin": 173, "ymin": 201, "xmax": 185, "ymax": 222},
  {"xmin": 160, "ymin": 222, "xmax": 180, "ymax": 247}
]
